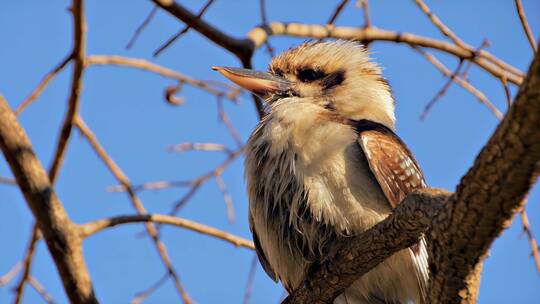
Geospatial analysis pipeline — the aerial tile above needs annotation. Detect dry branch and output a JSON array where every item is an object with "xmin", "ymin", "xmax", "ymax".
[
  {"xmin": 0, "ymin": 263, "xmax": 22, "ymax": 286},
  {"xmin": 48, "ymin": 0, "xmax": 87, "ymax": 184},
  {"xmin": 153, "ymin": 0, "xmax": 216, "ymax": 57},
  {"xmin": 413, "ymin": 0, "xmax": 467, "ymax": 48},
  {"xmin": 514, "ymin": 0, "xmax": 537, "ymax": 52},
  {"xmin": 411, "ymin": 46, "xmax": 503, "ymax": 120},
  {"xmin": 16, "ymin": 53, "xmax": 72, "ymax": 115},
  {"xmin": 0, "ymin": 176, "xmax": 16, "ymax": 185},
  {"xmin": 73, "ymin": 115, "xmax": 192, "ymax": 303},
  {"xmin": 85, "ymin": 55, "xmax": 240, "ymax": 100},
  {"xmin": 13, "ymin": 227, "xmax": 40, "ymax": 304},
  {"xmin": 126, "ymin": 5, "xmax": 159, "ymax": 49},
  {"xmin": 283, "ymin": 189, "xmax": 450, "ymax": 303},
  {"xmin": 28, "ymin": 276, "xmax": 56, "ymax": 304},
  {"xmin": 79, "ymin": 214, "xmax": 255, "ymax": 249},
  {"xmin": 152, "ymin": 0, "xmax": 253, "ymax": 59},
  {"xmin": 247, "ymin": 23, "xmax": 524, "ymax": 85},
  {"xmin": 520, "ymin": 207, "xmax": 540, "ymax": 273},
  {"xmin": 0, "ymin": 95, "xmax": 98, "ymax": 303}
]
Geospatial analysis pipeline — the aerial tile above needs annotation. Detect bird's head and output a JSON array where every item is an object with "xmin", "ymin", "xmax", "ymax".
[{"xmin": 213, "ymin": 40, "xmax": 395, "ymax": 129}]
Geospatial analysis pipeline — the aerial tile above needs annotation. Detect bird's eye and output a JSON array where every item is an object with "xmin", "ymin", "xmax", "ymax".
[{"xmin": 297, "ymin": 69, "xmax": 324, "ymax": 82}]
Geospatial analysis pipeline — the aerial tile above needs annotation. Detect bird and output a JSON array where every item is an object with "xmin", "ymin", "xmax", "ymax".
[{"xmin": 213, "ymin": 40, "xmax": 429, "ymax": 304}]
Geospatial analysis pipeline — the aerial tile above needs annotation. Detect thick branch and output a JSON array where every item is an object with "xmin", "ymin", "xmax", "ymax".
[
  {"xmin": 428, "ymin": 46, "xmax": 540, "ymax": 304},
  {"xmin": 79, "ymin": 214, "xmax": 255, "ymax": 250},
  {"xmin": 283, "ymin": 189, "xmax": 450, "ymax": 304},
  {"xmin": 0, "ymin": 95, "xmax": 97, "ymax": 303}
]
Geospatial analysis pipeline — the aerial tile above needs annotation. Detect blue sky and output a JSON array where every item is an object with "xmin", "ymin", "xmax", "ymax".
[{"xmin": 1, "ymin": 1, "xmax": 539, "ymax": 303}]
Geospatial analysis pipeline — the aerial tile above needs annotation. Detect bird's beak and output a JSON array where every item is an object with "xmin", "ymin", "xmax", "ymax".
[{"xmin": 212, "ymin": 66, "xmax": 292, "ymax": 99}]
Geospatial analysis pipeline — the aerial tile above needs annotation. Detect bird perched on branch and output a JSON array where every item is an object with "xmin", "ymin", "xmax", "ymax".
[{"xmin": 214, "ymin": 40, "xmax": 428, "ymax": 304}]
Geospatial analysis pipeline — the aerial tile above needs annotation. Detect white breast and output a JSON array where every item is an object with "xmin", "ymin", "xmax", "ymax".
[{"xmin": 247, "ymin": 100, "xmax": 423, "ymax": 303}]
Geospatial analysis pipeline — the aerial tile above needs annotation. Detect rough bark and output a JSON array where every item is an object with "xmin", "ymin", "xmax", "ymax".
[
  {"xmin": 428, "ymin": 46, "xmax": 540, "ymax": 304},
  {"xmin": 0, "ymin": 96, "xmax": 98, "ymax": 304},
  {"xmin": 282, "ymin": 189, "xmax": 450, "ymax": 304},
  {"xmin": 284, "ymin": 48, "xmax": 540, "ymax": 304}
]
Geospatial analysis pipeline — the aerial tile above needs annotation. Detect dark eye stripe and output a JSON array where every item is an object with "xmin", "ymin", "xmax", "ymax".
[
  {"xmin": 297, "ymin": 69, "xmax": 325, "ymax": 82},
  {"xmin": 321, "ymin": 70, "xmax": 345, "ymax": 90}
]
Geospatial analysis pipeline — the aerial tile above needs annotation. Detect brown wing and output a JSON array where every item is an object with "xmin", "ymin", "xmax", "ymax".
[
  {"xmin": 249, "ymin": 213, "xmax": 277, "ymax": 282},
  {"xmin": 357, "ymin": 128, "xmax": 426, "ymax": 208},
  {"xmin": 355, "ymin": 120, "xmax": 428, "ymax": 303}
]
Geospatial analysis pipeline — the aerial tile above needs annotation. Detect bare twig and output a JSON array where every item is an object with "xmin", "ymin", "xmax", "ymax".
[
  {"xmin": 168, "ymin": 142, "xmax": 233, "ymax": 155},
  {"xmin": 0, "ymin": 263, "xmax": 22, "ymax": 286},
  {"xmin": 15, "ymin": 53, "xmax": 72, "ymax": 115},
  {"xmin": 28, "ymin": 276, "xmax": 56, "ymax": 304},
  {"xmin": 48, "ymin": 0, "xmax": 87, "ymax": 184},
  {"xmin": 73, "ymin": 115, "xmax": 192, "ymax": 304},
  {"xmin": 259, "ymin": 0, "xmax": 275, "ymax": 56},
  {"xmin": 214, "ymin": 173, "xmax": 235, "ymax": 223},
  {"xmin": 79, "ymin": 214, "xmax": 255, "ymax": 249},
  {"xmin": 514, "ymin": 0, "xmax": 537, "ymax": 52},
  {"xmin": 459, "ymin": 39, "xmax": 491, "ymax": 81},
  {"xmin": 168, "ymin": 184, "xmax": 203, "ymax": 216},
  {"xmin": 109, "ymin": 146, "xmax": 242, "ymax": 193},
  {"xmin": 242, "ymin": 255, "xmax": 258, "ymax": 304},
  {"xmin": 152, "ymin": 0, "xmax": 253, "ymax": 59},
  {"xmin": 501, "ymin": 76, "xmax": 513, "ymax": 108},
  {"xmin": 0, "ymin": 176, "xmax": 16, "ymax": 185},
  {"xmin": 520, "ymin": 207, "xmax": 540, "ymax": 274},
  {"xmin": 131, "ymin": 273, "xmax": 169, "ymax": 304},
  {"xmin": 413, "ymin": 0, "xmax": 523, "ymax": 78},
  {"xmin": 153, "ymin": 0, "xmax": 216, "ymax": 57},
  {"xmin": 357, "ymin": 0, "xmax": 371, "ymax": 28},
  {"xmin": 86, "ymin": 55, "xmax": 241, "ymax": 100},
  {"xmin": 126, "ymin": 6, "xmax": 159, "ymax": 49},
  {"xmin": 420, "ymin": 59, "xmax": 465, "ymax": 120},
  {"xmin": 413, "ymin": 0, "xmax": 466, "ymax": 48},
  {"xmin": 108, "ymin": 180, "xmax": 192, "ymax": 193},
  {"xmin": 327, "ymin": 0, "xmax": 349, "ymax": 25},
  {"xmin": 13, "ymin": 226, "xmax": 40, "ymax": 304},
  {"xmin": 217, "ymin": 98, "xmax": 243, "ymax": 148},
  {"xmin": 411, "ymin": 46, "xmax": 504, "ymax": 120}
]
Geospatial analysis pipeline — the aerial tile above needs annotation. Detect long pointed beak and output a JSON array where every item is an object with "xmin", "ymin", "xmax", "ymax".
[{"xmin": 212, "ymin": 66, "xmax": 292, "ymax": 99}]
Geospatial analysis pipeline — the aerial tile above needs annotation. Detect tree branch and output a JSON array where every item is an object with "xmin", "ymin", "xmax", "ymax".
[
  {"xmin": 247, "ymin": 23, "xmax": 524, "ymax": 85},
  {"xmin": 429, "ymin": 46, "xmax": 540, "ymax": 303},
  {"xmin": 283, "ymin": 189, "xmax": 451, "ymax": 304},
  {"xmin": 85, "ymin": 55, "xmax": 240, "ymax": 100},
  {"xmin": 0, "ymin": 95, "xmax": 98, "ymax": 303},
  {"xmin": 411, "ymin": 46, "xmax": 503, "ymax": 120},
  {"xmin": 79, "ymin": 214, "xmax": 255, "ymax": 250},
  {"xmin": 151, "ymin": 0, "xmax": 254, "ymax": 60},
  {"xmin": 514, "ymin": 0, "xmax": 537, "ymax": 52},
  {"xmin": 48, "ymin": 0, "xmax": 86, "ymax": 184},
  {"xmin": 73, "ymin": 115, "xmax": 192, "ymax": 304},
  {"xmin": 16, "ymin": 53, "xmax": 72, "ymax": 115},
  {"xmin": 13, "ymin": 226, "xmax": 40, "ymax": 304}
]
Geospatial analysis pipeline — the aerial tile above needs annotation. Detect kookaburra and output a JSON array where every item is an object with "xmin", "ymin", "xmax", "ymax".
[{"xmin": 214, "ymin": 40, "xmax": 429, "ymax": 304}]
